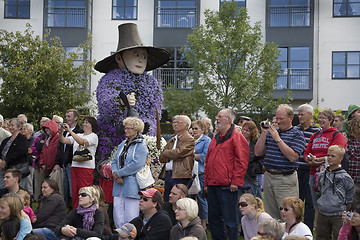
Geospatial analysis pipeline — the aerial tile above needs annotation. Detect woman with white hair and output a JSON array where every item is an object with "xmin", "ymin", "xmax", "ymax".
[
  {"xmin": 170, "ymin": 198, "xmax": 206, "ymax": 240},
  {"xmin": 111, "ymin": 117, "xmax": 149, "ymax": 228}
]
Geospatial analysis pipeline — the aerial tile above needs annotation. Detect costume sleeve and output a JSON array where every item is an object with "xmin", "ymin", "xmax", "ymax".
[
  {"xmin": 160, "ymin": 136, "xmax": 195, "ymax": 161},
  {"xmin": 16, "ymin": 218, "xmax": 32, "ymax": 240},
  {"xmin": 117, "ymin": 142, "xmax": 148, "ymax": 177},
  {"xmin": 231, "ymin": 133, "xmax": 250, "ymax": 186},
  {"xmin": 76, "ymin": 210, "xmax": 104, "ymax": 239}
]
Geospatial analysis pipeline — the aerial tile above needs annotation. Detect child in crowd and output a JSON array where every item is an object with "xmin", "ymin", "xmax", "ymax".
[
  {"xmin": 316, "ymin": 145, "xmax": 355, "ymax": 240},
  {"xmin": 17, "ymin": 190, "xmax": 37, "ymax": 223}
]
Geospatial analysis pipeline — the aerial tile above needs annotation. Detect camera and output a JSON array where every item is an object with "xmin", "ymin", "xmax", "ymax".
[
  {"xmin": 60, "ymin": 123, "xmax": 66, "ymax": 129},
  {"xmin": 306, "ymin": 154, "xmax": 313, "ymax": 160},
  {"xmin": 261, "ymin": 121, "xmax": 271, "ymax": 129},
  {"xmin": 345, "ymin": 212, "xmax": 353, "ymax": 220}
]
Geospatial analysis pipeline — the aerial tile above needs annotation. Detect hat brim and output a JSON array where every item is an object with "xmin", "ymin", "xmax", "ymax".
[{"xmin": 94, "ymin": 46, "xmax": 171, "ymax": 73}]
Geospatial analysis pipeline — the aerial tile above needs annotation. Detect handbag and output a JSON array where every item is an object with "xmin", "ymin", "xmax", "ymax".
[
  {"xmin": 96, "ymin": 157, "xmax": 113, "ymax": 180},
  {"xmin": 188, "ymin": 161, "xmax": 201, "ymax": 195},
  {"xmin": 73, "ymin": 145, "xmax": 92, "ymax": 162},
  {"xmin": 136, "ymin": 158, "xmax": 155, "ymax": 189},
  {"xmin": 12, "ymin": 161, "xmax": 30, "ymax": 178}
]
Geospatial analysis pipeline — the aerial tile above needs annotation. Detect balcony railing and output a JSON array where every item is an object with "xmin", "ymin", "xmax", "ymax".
[
  {"xmin": 156, "ymin": 7, "xmax": 196, "ymax": 28},
  {"xmin": 153, "ymin": 68, "xmax": 194, "ymax": 89},
  {"xmin": 270, "ymin": 6, "xmax": 310, "ymax": 27},
  {"xmin": 47, "ymin": 7, "xmax": 86, "ymax": 27},
  {"xmin": 276, "ymin": 68, "xmax": 311, "ymax": 90}
]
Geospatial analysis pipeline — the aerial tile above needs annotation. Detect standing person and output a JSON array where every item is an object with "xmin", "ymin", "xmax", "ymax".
[
  {"xmin": 191, "ymin": 120, "xmax": 211, "ymax": 229},
  {"xmin": 159, "ymin": 115, "xmax": 195, "ymax": 202},
  {"xmin": 201, "ymin": 117, "xmax": 214, "ymax": 139},
  {"xmin": 111, "ymin": 117, "xmax": 148, "ymax": 228},
  {"xmin": 316, "ymin": 145, "xmax": 355, "ymax": 240},
  {"xmin": 239, "ymin": 193, "xmax": 272, "ymax": 240},
  {"xmin": 238, "ymin": 116, "xmax": 251, "ymax": 128},
  {"xmin": 20, "ymin": 123, "xmax": 35, "ymax": 196},
  {"xmin": 0, "ymin": 114, "xmax": 11, "ymax": 144},
  {"xmin": 55, "ymin": 109, "xmax": 83, "ymax": 207},
  {"xmin": 343, "ymin": 104, "xmax": 360, "ymax": 137},
  {"xmin": 204, "ymin": 108, "xmax": 250, "ymax": 240},
  {"xmin": 334, "ymin": 115, "xmax": 345, "ymax": 132},
  {"xmin": 162, "ymin": 184, "xmax": 189, "ymax": 226},
  {"xmin": 59, "ymin": 116, "xmax": 98, "ymax": 209},
  {"xmin": 294, "ymin": 104, "xmax": 320, "ymax": 231},
  {"xmin": 303, "ymin": 109, "xmax": 346, "ymax": 211},
  {"xmin": 39, "ymin": 120, "xmax": 59, "ymax": 177},
  {"xmin": 348, "ymin": 117, "xmax": 360, "ymax": 186},
  {"xmin": 255, "ymin": 104, "xmax": 306, "ymax": 220}
]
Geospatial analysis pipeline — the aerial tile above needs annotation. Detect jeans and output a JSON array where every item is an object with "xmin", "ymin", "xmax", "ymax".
[
  {"xmin": 164, "ymin": 171, "xmax": 190, "ymax": 202},
  {"xmin": 207, "ymin": 186, "xmax": 239, "ymax": 240},
  {"xmin": 63, "ymin": 164, "xmax": 72, "ymax": 206},
  {"xmin": 196, "ymin": 174, "xmax": 208, "ymax": 220},
  {"xmin": 309, "ymin": 174, "xmax": 320, "ymax": 209},
  {"xmin": 297, "ymin": 168, "xmax": 314, "ymax": 230},
  {"xmin": 33, "ymin": 227, "xmax": 58, "ymax": 240}
]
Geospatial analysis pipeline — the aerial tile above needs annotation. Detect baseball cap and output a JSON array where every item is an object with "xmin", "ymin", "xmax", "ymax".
[
  {"xmin": 115, "ymin": 223, "xmax": 137, "ymax": 239},
  {"xmin": 138, "ymin": 188, "xmax": 163, "ymax": 205}
]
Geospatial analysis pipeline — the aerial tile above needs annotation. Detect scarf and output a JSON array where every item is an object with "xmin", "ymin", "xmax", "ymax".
[{"xmin": 76, "ymin": 204, "xmax": 97, "ymax": 230}]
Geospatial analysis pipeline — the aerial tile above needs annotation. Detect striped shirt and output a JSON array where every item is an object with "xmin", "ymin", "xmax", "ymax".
[
  {"xmin": 294, "ymin": 125, "xmax": 321, "ymax": 169},
  {"xmin": 348, "ymin": 138, "xmax": 360, "ymax": 184},
  {"xmin": 264, "ymin": 127, "xmax": 306, "ymax": 171}
]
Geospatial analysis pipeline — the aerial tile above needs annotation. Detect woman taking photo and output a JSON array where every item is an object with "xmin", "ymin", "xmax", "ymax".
[
  {"xmin": 280, "ymin": 197, "xmax": 313, "ymax": 239},
  {"xmin": 0, "ymin": 193, "xmax": 32, "ymax": 240},
  {"xmin": 111, "ymin": 117, "xmax": 148, "ymax": 228},
  {"xmin": 59, "ymin": 116, "xmax": 99, "ymax": 209},
  {"xmin": 239, "ymin": 193, "xmax": 272, "ymax": 240},
  {"xmin": 33, "ymin": 179, "xmax": 67, "ymax": 240},
  {"xmin": 54, "ymin": 186, "xmax": 104, "ymax": 239},
  {"xmin": 170, "ymin": 198, "xmax": 206, "ymax": 240},
  {"xmin": 191, "ymin": 120, "xmax": 211, "ymax": 229}
]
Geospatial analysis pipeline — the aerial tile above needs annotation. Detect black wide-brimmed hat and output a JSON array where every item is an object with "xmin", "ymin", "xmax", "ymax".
[{"xmin": 95, "ymin": 23, "xmax": 171, "ymax": 73}]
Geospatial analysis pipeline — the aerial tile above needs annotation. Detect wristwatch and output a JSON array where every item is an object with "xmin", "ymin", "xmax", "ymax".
[{"xmin": 276, "ymin": 139, "xmax": 282, "ymax": 143}]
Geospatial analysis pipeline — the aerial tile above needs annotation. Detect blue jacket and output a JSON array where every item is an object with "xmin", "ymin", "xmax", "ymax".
[
  {"xmin": 111, "ymin": 137, "xmax": 148, "ymax": 199},
  {"xmin": 195, "ymin": 134, "xmax": 211, "ymax": 173}
]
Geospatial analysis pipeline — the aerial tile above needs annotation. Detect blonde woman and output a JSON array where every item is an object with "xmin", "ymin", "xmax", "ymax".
[{"xmin": 239, "ymin": 193, "xmax": 272, "ymax": 240}]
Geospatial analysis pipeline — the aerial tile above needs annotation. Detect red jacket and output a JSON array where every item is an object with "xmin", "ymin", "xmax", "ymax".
[
  {"xmin": 204, "ymin": 125, "xmax": 249, "ymax": 187},
  {"xmin": 39, "ymin": 120, "xmax": 59, "ymax": 174},
  {"xmin": 303, "ymin": 127, "xmax": 346, "ymax": 175}
]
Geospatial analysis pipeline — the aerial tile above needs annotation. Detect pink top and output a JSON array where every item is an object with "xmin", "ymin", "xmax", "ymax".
[{"xmin": 23, "ymin": 206, "xmax": 36, "ymax": 222}]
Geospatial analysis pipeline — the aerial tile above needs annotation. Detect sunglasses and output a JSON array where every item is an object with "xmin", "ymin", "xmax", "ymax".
[
  {"xmin": 192, "ymin": 127, "xmax": 199, "ymax": 130},
  {"xmin": 79, "ymin": 193, "xmax": 89, "ymax": 197},
  {"xmin": 238, "ymin": 201, "xmax": 249, "ymax": 207},
  {"xmin": 279, "ymin": 207, "xmax": 291, "ymax": 211},
  {"xmin": 140, "ymin": 196, "xmax": 150, "ymax": 202}
]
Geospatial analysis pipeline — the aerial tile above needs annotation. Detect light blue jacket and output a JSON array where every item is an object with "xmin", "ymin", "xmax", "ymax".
[
  {"xmin": 17, "ymin": 218, "xmax": 32, "ymax": 240},
  {"xmin": 111, "ymin": 138, "xmax": 148, "ymax": 199},
  {"xmin": 195, "ymin": 134, "xmax": 211, "ymax": 173}
]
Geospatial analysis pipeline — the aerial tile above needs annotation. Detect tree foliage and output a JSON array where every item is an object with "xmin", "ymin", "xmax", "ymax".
[
  {"xmin": 0, "ymin": 24, "xmax": 94, "ymax": 128},
  {"xmin": 165, "ymin": 2, "xmax": 290, "ymax": 120}
]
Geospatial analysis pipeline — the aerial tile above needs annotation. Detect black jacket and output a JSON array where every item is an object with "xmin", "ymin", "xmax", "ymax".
[
  {"xmin": 161, "ymin": 202, "xmax": 177, "ymax": 226},
  {"xmin": 55, "ymin": 124, "xmax": 83, "ymax": 166},
  {"xmin": 130, "ymin": 210, "xmax": 172, "ymax": 240},
  {"xmin": 0, "ymin": 134, "xmax": 28, "ymax": 167}
]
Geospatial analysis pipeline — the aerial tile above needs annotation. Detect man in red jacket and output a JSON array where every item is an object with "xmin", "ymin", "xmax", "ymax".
[{"xmin": 204, "ymin": 108, "xmax": 250, "ymax": 240}]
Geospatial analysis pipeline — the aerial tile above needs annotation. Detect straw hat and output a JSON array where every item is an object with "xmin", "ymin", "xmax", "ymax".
[{"xmin": 95, "ymin": 23, "xmax": 171, "ymax": 73}]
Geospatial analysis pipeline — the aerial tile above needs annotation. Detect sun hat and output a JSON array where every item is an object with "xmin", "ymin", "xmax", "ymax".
[{"xmin": 95, "ymin": 23, "xmax": 171, "ymax": 73}]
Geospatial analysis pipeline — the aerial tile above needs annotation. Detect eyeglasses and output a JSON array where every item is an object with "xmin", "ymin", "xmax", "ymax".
[
  {"xmin": 279, "ymin": 207, "xmax": 291, "ymax": 211},
  {"xmin": 238, "ymin": 201, "xmax": 249, "ymax": 207},
  {"xmin": 140, "ymin": 196, "xmax": 150, "ymax": 202},
  {"xmin": 192, "ymin": 127, "xmax": 199, "ymax": 130},
  {"xmin": 175, "ymin": 184, "xmax": 187, "ymax": 195},
  {"xmin": 79, "ymin": 193, "xmax": 89, "ymax": 197},
  {"xmin": 124, "ymin": 127, "xmax": 134, "ymax": 130}
]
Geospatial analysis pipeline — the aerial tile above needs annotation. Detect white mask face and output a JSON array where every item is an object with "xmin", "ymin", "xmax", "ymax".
[{"xmin": 116, "ymin": 48, "xmax": 147, "ymax": 74}]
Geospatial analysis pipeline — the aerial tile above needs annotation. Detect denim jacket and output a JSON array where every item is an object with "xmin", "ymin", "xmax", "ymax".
[
  {"xmin": 195, "ymin": 134, "xmax": 211, "ymax": 173},
  {"xmin": 111, "ymin": 137, "xmax": 148, "ymax": 199}
]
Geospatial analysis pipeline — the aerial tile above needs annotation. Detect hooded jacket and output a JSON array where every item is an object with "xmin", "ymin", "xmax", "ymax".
[
  {"xmin": 343, "ymin": 104, "xmax": 360, "ymax": 136},
  {"xmin": 170, "ymin": 217, "xmax": 206, "ymax": 240},
  {"xmin": 39, "ymin": 120, "xmax": 59, "ymax": 174},
  {"xmin": 317, "ymin": 167, "xmax": 355, "ymax": 216}
]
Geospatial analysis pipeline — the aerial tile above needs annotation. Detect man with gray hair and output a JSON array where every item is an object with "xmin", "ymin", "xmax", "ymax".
[
  {"xmin": 0, "ymin": 114, "xmax": 11, "ymax": 144},
  {"xmin": 295, "ymin": 103, "xmax": 320, "ymax": 230},
  {"xmin": 255, "ymin": 104, "xmax": 306, "ymax": 220},
  {"xmin": 204, "ymin": 108, "xmax": 250, "ymax": 240},
  {"xmin": 159, "ymin": 115, "xmax": 195, "ymax": 202}
]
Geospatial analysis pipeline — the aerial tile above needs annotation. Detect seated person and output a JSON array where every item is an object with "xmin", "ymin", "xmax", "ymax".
[
  {"xmin": 162, "ymin": 184, "xmax": 188, "ymax": 226},
  {"xmin": 0, "ymin": 169, "xmax": 23, "ymax": 197}
]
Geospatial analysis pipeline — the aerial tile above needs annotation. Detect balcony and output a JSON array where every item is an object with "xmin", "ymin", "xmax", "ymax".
[
  {"xmin": 153, "ymin": 68, "xmax": 194, "ymax": 89},
  {"xmin": 156, "ymin": 7, "xmax": 196, "ymax": 28},
  {"xmin": 276, "ymin": 68, "xmax": 311, "ymax": 90},
  {"xmin": 270, "ymin": 6, "xmax": 310, "ymax": 27},
  {"xmin": 47, "ymin": 7, "xmax": 86, "ymax": 27}
]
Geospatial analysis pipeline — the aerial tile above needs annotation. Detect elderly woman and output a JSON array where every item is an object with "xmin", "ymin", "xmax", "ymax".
[
  {"xmin": 239, "ymin": 193, "xmax": 272, "ymax": 240},
  {"xmin": 191, "ymin": 120, "xmax": 211, "ymax": 229},
  {"xmin": 257, "ymin": 218, "xmax": 285, "ymax": 240},
  {"xmin": 0, "ymin": 118, "xmax": 28, "ymax": 179},
  {"xmin": 170, "ymin": 198, "xmax": 206, "ymax": 240},
  {"xmin": 54, "ymin": 186, "xmax": 104, "ymax": 239},
  {"xmin": 0, "ymin": 193, "xmax": 32, "ymax": 240},
  {"xmin": 280, "ymin": 197, "xmax": 313, "ymax": 239},
  {"xmin": 33, "ymin": 179, "xmax": 66, "ymax": 240},
  {"xmin": 304, "ymin": 109, "xmax": 346, "ymax": 207},
  {"xmin": 59, "ymin": 116, "xmax": 99, "ymax": 209},
  {"xmin": 241, "ymin": 121, "xmax": 264, "ymax": 198},
  {"xmin": 19, "ymin": 123, "xmax": 35, "ymax": 195},
  {"xmin": 111, "ymin": 117, "xmax": 148, "ymax": 228}
]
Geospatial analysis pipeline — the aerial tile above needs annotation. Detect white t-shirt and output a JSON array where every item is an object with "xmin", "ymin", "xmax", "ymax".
[
  {"xmin": 69, "ymin": 132, "xmax": 98, "ymax": 169},
  {"xmin": 282, "ymin": 222, "xmax": 313, "ymax": 240}
]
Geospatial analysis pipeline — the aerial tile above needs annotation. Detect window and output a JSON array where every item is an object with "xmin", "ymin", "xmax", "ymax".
[
  {"xmin": 220, "ymin": 0, "xmax": 246, "ymax": 8},
  {"xmin": 47, "ymin": 0, "xmax": 86, "ymax": 27},
  {"xmin": 276, "ymin": 47, "xmax": 310, "ymax": 90},
  {"xmin": 270, "ymin": 0, "xmax": 310, "ymax": 27},
  {"xmin": 153, "ymin": 47, "xmax": 193, "ymax": 89},
  {"xmin": 332, "ymin": 51, "xmax": 360, "ymax": 79},
  {"xmin": 4, "ymin": 0, "xmax": 30, "ymax": 19},
  {"xmin": 156, "ymin": 0, "xmax": 196, "ymax": 28},
  {"xmin": 112, "ymin": 0, "xmax": 137, "ymax": 20},
  {"xmin": 334, "ymin": 0, "xmax": 360, "ymax": 17}
]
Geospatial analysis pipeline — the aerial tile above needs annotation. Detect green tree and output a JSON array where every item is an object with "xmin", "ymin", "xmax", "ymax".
[
  {"xmin": 0, "ymin": 24, "xmax": 94, "ymax": 128},
  {"xmin": 165, "ymin": 2, "xmax": 289, "ymax": 120}
]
